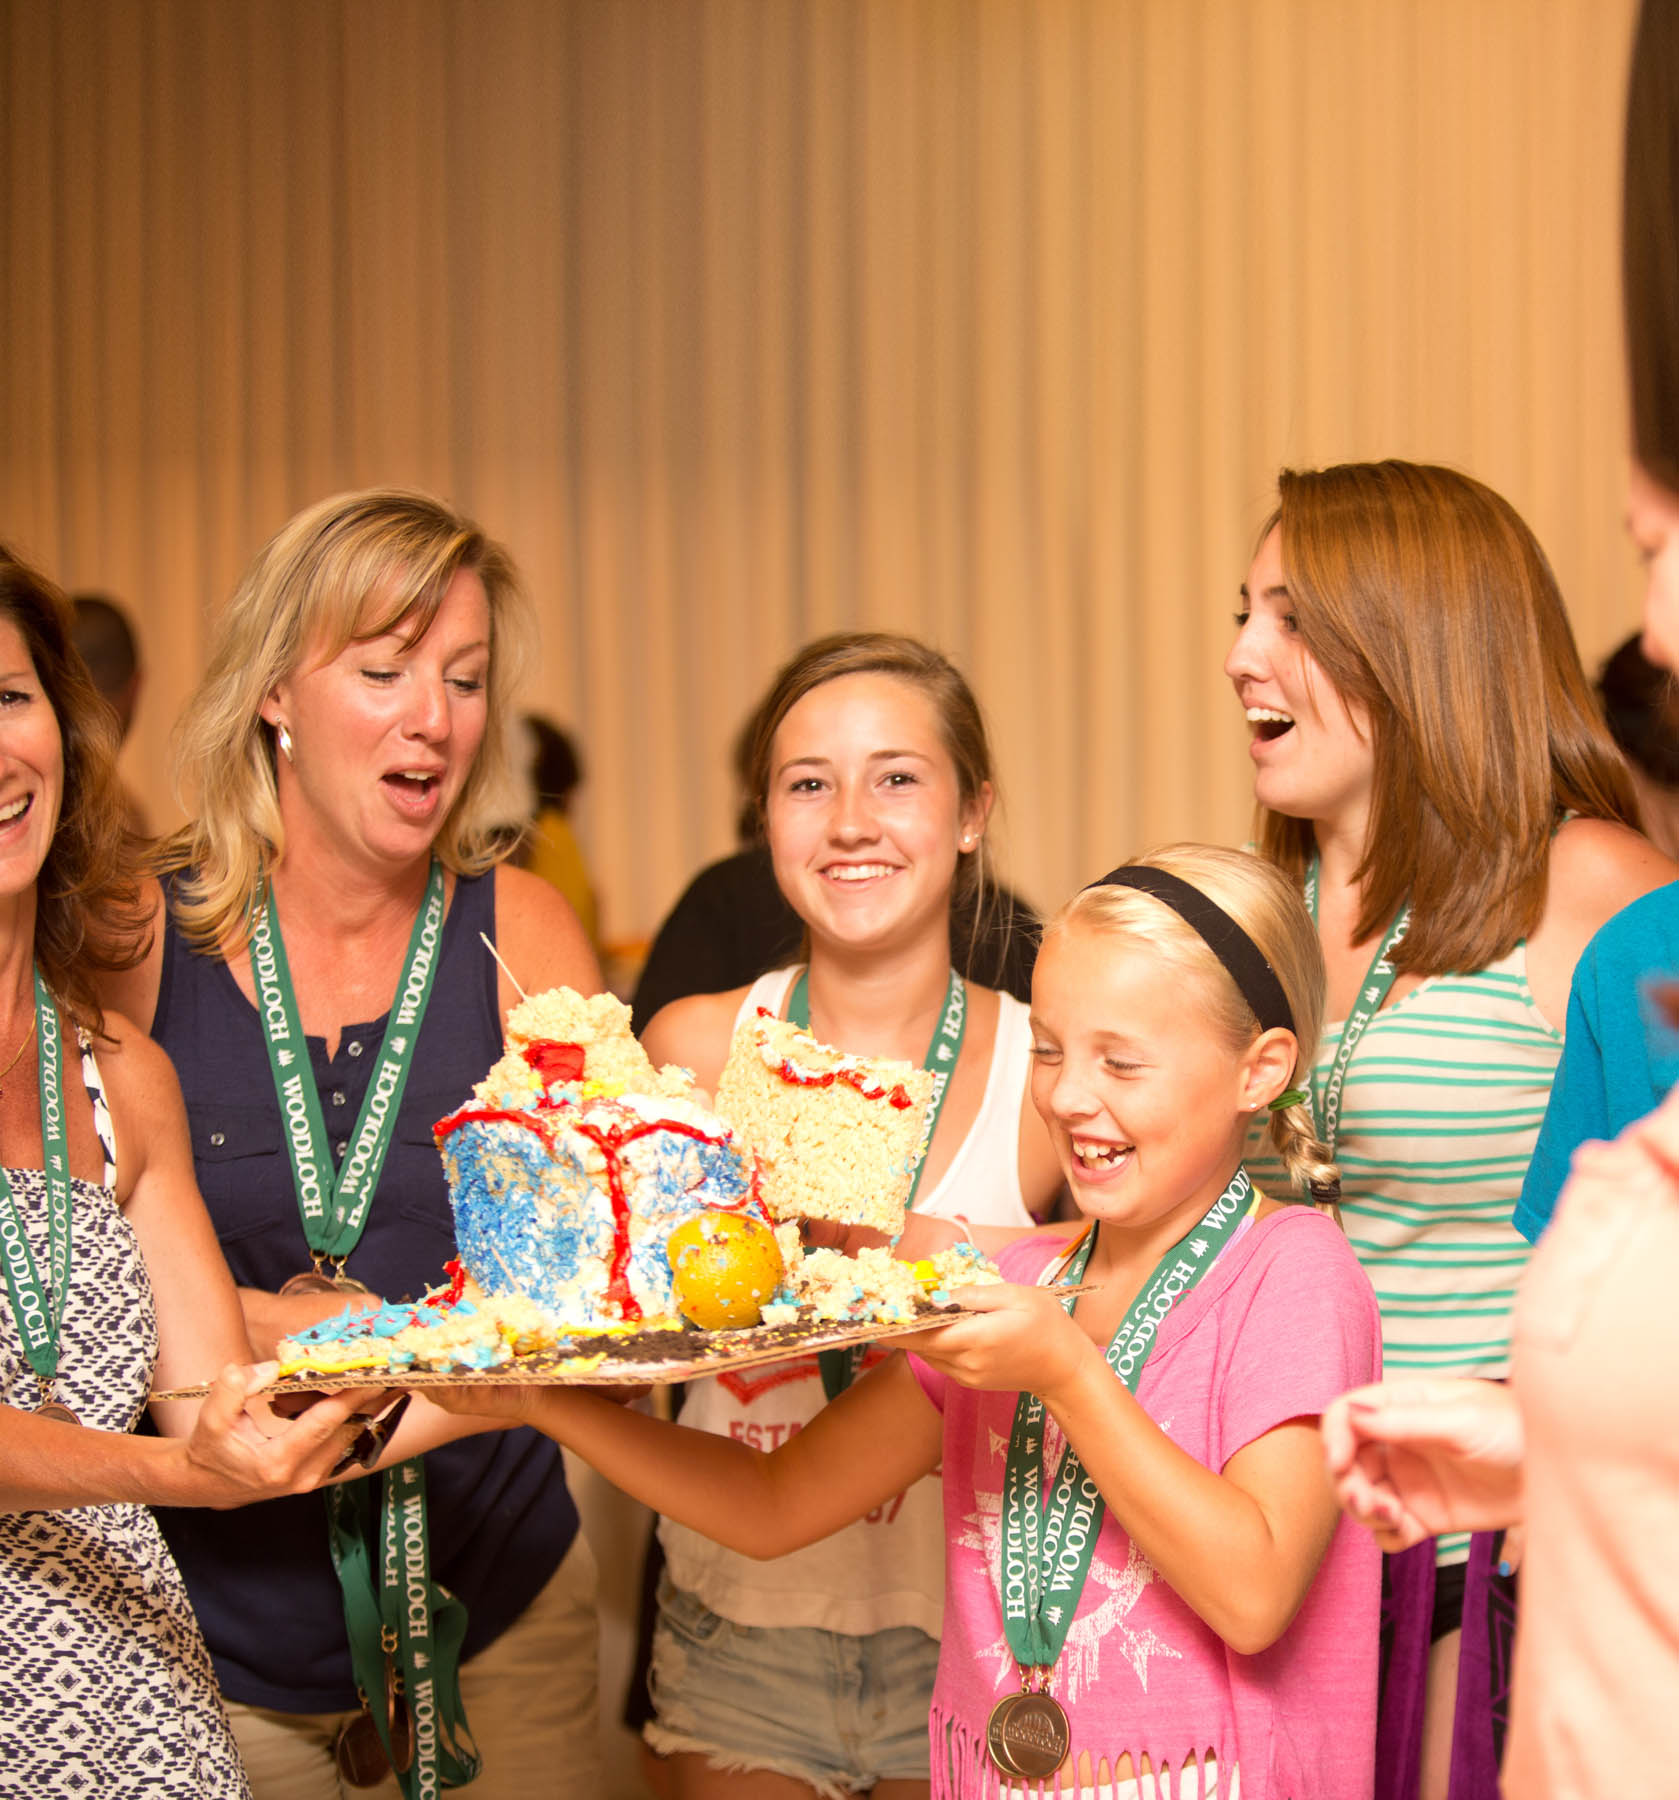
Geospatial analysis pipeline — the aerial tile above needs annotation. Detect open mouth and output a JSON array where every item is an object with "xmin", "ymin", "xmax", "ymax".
[
  {"xmin": 0, "ymin": 795, "xmax": 33, "ymax": 827},
  {"xmin": 383, "ymin": 771, "xmax": 441, "ymax": 804},
  {"xmin": 1246, "ymin": 707, "xmax": 1295, "ymax": 743},
  {"xmin": 824, "ymin": 863, "xmax": 896, "ymax": 884},
  {"xmin": 1071, "ymin": 1139, "xmax": 1132, "ymax": 1172}
]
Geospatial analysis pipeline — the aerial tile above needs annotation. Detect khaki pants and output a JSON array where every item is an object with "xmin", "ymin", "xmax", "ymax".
[{"xmin": 227, "ymin": 1533, "xmax": 602, "ymax": 1800}]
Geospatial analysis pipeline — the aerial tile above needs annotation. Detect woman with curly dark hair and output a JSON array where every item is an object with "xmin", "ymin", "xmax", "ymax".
[{"xmin": 0, "ymin": 545, "xmax": 382, "ymax": 1796}]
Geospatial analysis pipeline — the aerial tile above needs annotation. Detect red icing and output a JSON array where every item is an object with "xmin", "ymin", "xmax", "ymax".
[
  {"xmin": 771, "ymin": 1056, "xmax": 916, "ymax": 1109},
  {"xmin": 523, "ymin": 1040, "xmax": 587, "ymax": 1085},
  {"xmin": 435, "ymin": 1101, "xmax": 763, "ymax": 1323},
  {"xmin": 442, "ymin": 1258, "xmax": 469, "ymax": 1306}
]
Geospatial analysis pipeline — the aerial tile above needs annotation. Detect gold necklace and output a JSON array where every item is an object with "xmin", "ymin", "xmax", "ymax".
[{"xmin": 0, "ymin": 1011, "xmax": 38, "ymax": 1087}]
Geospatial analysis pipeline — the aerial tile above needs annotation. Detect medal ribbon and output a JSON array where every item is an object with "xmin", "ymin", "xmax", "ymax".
[
  {"xmin": 787, "ymin": 966, "xmax": 967, "ymax": 1399},
  {"xmin": 249, "ymin": 859, "xmax": 446, "ymax": 1264},
  {"xmin": 999, "ymin": 1166, "xmax": 1254, "ymax": 1672},
  {"xmin": 252, "ymin": 861, "xmax": 474, "ymax": 1790},
  {"xmin": 0, "ymin": 971, "xmax": 70, "ymax": 1393},
  {"xmin": 328, "ymin": 1464, "xmax": 480, "ymax": 1799},
  {"xmin": 1303, "ymin": 857, "xmax": 1409, "ymax": 1157}
]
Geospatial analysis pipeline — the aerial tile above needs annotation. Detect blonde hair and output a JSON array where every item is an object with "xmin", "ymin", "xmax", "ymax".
[
  {"xmin": 158, "ymin": 489, "xmax": 533, "ymax": 949},
  {"xmin": 1255, "ymin": 461, "xmax": 1637, "ymax": 975},
  {"xmin": 1045, "ymin": 844, "xmax": 1338, "ymax": 1203}
]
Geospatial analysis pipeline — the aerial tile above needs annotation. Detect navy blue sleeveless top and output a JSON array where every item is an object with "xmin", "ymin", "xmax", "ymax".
[{"xmin": 150, "ymin": 868, "xmax": 578, "ymax": 1712}]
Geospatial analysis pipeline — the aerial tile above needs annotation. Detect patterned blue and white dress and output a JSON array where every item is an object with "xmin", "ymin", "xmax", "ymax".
[{"xmin": 0, "ymin": 1033, "xmax": 250, "ymax": 1796}]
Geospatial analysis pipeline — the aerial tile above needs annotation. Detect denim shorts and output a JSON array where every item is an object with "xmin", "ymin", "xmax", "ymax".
[{"xmin": 644, "ymin": 1574, "xmax": 939, "ymax": 1797}]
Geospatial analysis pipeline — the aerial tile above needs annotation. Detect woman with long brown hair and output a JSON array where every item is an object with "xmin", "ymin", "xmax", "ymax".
[
  {"xmin": 1226, "ymin": 459, "xmax": 1674, "ymax": 1800},
  {"xmin": 1326, "ymin": 5, "xmax": 1679, "ymax": 1792},
  {"xmin": 0, "ymin": 545, "xmax": 384, "ymax": 1796},
  {"xmin": 638, "ymin": 630, "xmax": 1064, "ymax": 1800}
]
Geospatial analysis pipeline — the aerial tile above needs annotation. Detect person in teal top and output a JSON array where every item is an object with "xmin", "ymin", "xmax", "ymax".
[{"xmin": 1513, "ymin": 881, "xmax": 1679, "ymax": 1242}]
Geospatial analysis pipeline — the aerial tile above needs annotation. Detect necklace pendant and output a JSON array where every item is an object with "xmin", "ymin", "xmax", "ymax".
[
  {"xmin": 279, "ymin": 1268, "xmax": 342, "ymax": 1298},
  {"xmin": 985, "ymin": 1688, "xmax": 1071, "ymax": 1780},
  {"xmin": 280, "ymin": 1263, "xmax": 370, "ymax": 1298}
]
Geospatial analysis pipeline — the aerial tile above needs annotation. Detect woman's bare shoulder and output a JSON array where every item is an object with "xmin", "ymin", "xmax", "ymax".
[
  {"xmin": 641, "ymin": 988, "xmax": 753, "ymax": 1091},
  {"xmin": 492, "ymin": 863, "xmax": 602, "ymax": 1001},
  {"xmin": 1546, "ymin": 816, "xmax": 1677, "ymax": 935}
]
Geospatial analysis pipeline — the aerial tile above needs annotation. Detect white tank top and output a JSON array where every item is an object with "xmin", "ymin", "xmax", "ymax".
[{"xmin": 660, "ymin": 966, "xmax": 1034, "ymax": 1636}]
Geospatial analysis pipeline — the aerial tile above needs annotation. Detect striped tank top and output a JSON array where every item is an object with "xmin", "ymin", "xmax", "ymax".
[{"xmin": 1250, "ymin": 939, "xmax": 1556, "ymax": 1383}]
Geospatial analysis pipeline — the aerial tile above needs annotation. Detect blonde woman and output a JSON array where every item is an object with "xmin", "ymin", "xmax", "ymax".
[{"xmin": 101, "ymin": 491, "xmax": 603, "ymax": 1798}]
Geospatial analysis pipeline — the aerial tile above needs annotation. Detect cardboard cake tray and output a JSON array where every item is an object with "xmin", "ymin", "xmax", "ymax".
[{"xmin": 149, "ymin": 1301, "xmax": 989, "ymax": 1400}]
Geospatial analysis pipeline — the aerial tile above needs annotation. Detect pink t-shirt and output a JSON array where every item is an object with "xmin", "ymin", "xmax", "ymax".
[{"xmin": 911, "ymin": 1207, "xmax": 1381, "ymax": 1800}]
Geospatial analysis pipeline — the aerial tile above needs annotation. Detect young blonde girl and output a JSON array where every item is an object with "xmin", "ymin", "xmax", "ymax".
[{"xmin": 442, "ymin": 846, "xmax": 1383, "ymax": 1799}]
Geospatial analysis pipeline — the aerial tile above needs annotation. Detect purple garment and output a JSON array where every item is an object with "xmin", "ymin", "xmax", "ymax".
[{"xmin": 1376, "ymin": 1533, "xmax": 1518, "ymax": 1800}]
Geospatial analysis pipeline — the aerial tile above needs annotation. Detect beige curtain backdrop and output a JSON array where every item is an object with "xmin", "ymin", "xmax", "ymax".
[{"xmin": 0, "ymin": 0, "xmax": 1644, "ymax": 959}]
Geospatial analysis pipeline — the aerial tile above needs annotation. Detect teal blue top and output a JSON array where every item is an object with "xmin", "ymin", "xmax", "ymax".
[{"xmin": 1514, "ymin": 881, "xmax": 1679, "ymax": 1242}]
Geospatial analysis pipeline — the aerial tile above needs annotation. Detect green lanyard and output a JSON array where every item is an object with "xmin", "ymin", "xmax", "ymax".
[
  {"xmin": 787, "ymin": 965, "xmax": 966, "ymax": 1399},
  {"xmin": 248, "ymin": 860, "xmax": 446, "ymax": 1268},
  {"xmin": 327, "ymin": 1463, "xmax": 480, "ymax": 1797},
  {"xmin": 250, "ymin": 862, "xmax": 474, "ymax": 1797},
  {"xmin": 0, "ymin": 970, "xmax": 71, "ymax": 1407},
  {"xmin": 1303, "ymin": 857, "xmax": 1410, "ymax": 1157},
  {"xmin": 999, "ymin": 1166, "xmax": 1253, "ymax": 1674}
]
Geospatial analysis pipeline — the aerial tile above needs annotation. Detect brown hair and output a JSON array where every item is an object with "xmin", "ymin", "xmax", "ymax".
[
  {"xmin": 746, "ymin": 631, "xmax": 1003, "ymax": 960},
  {"xmin": 1255, "ymin": 461, "xmax": 1637, "ymax": 976},
  {"xmin": 158, "ymin": 489, "xmax": 532, "ymax": 950},
  {"xmin": 1046, "ymin": 845, "xmax": 1338, "ymax": 1202},
  {"xmin": 1626, "ymin": 0, "xmax": 1679, "ymax": 494},
  {"xmin": 0, "ymin": 547, "xmax": 150, "ymax": 1033}
]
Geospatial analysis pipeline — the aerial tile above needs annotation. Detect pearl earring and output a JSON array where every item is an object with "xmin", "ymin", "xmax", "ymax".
[{"xmin": 275, "ymin": 722, "xmax": 294, "ymax": 764}]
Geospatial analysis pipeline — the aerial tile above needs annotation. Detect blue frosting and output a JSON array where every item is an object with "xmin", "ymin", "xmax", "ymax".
[{"xmin": 443, "ymin": 1104, "xmax": 756, "ymax": 1321}]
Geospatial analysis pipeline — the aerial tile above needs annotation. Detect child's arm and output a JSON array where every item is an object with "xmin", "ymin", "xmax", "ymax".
[
  {"xmin": 913, "ymin": 1282, "xmax": 1344, "ymax": 1656},
  {"xmin": 430, "ymin": 1351, "xmax": 944, "ymax": 1556}
]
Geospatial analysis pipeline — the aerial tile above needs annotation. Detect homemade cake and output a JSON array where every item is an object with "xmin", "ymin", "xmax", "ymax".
[
  {"xmin": 273, "ymin": 987, "xmax": 996, "ymax": 1380},
  {"xmin": 714, "ymin": 1009, "xmax": 936, "ymax": 1235},
  {"xmin": 435, "ymin": 986, "xmax": 770, "ymax": 1327}
]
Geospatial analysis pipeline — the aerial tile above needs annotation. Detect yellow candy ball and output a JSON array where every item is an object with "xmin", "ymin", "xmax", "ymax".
[{"xmin": 667, "ymin": 1211, "xmax": 787, "ymax": 1330}]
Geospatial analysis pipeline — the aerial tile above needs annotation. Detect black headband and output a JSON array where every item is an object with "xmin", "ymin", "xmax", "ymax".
[{"xmin": 1089, "ymin": 865, "xmax": 1296, "ymax": 1036}]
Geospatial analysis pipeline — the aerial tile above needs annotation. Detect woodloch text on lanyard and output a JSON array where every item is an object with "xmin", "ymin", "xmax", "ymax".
[{"xmin": 1303, "ymin": 856, "xmax": 1410, "ymax": 1160}]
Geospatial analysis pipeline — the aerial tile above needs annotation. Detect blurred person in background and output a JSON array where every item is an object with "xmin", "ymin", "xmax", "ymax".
[
  {"xmin": 71, "ymin": 591, "xmax": 148, "ymax": 836},
  {"xmin": 1594, "ymin": 630, "xmax": 1679, "ymax": 856},
  {"xmin": 516, "ymin": 714, "xmax": 601, "ymax": 953}
]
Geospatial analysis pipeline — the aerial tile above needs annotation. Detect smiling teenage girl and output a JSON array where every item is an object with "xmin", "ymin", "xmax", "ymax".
[
  {"xmin": 1226, "ymin": 462, "xmax": 1675, "ymax": 1800},
  {"xmin": 439, "ymin": 844, "xmax": 1382, "ymax": 1799},
  {"xmin": 99, "ymin": 492, "xmax": 604, "ymax": 1799},
  {"xmin": 638, "ymin": 632, "xmax": 1063, "ymax": 1799}
]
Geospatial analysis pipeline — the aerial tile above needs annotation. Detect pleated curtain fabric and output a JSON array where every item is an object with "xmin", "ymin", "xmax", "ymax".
[{"xmin": 0, "ymin": 0, "xmax": 1641, "ymax": 951}]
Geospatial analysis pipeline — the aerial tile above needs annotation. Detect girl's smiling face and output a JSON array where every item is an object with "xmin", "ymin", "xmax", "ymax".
[
  {"xmin": 1029, "ymin": 921, "xmax": 1280, "ymax": 1260},
  {"xmin": 764, "ymin": 670, "xmax": 990, "ymax": 953},
  {"xmin": 1225, "ymin": 526, "xmax": 1375, "ymax": 836}
]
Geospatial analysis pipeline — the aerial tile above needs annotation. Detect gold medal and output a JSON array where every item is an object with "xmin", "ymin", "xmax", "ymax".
[
  {"xmin": 279, "ymin": 1265, "xmax": 370, "ymax": 1297},
  {"xmin": 985, "ymin": 1689, "xmax": 1071, "ymax": 1781},
  {"xmin": 35, "ymin": 1400, "xmax": 80, "ymax": 1427}
]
